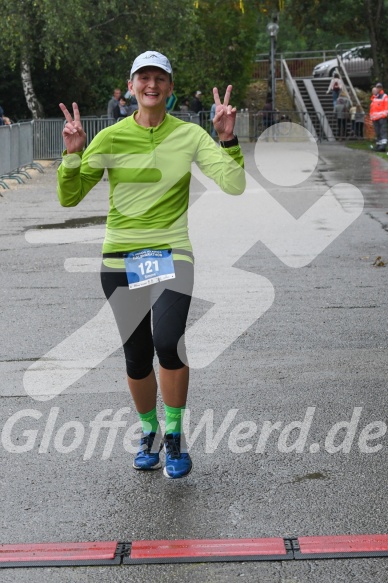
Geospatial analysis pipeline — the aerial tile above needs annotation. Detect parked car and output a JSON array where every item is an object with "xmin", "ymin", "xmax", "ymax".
[{"xmin": 312, "ymin": 45, "xmax": 373, "ymax": 85}]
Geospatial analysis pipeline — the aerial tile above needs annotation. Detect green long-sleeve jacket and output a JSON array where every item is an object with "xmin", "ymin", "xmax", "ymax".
[{"xmin": 57, "ymin": 113, "xmax": 245, "ymax": 264}]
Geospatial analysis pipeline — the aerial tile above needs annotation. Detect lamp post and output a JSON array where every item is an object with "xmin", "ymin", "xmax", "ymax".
[{"xmin": 266, "ymin": 21, "xmax": 279, "ymax": 111}]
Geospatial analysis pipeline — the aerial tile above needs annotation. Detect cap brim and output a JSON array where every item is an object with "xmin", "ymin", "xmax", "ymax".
[{"xmin": 130, "ymin": 64, "xmax": 172, "ymax": 77}]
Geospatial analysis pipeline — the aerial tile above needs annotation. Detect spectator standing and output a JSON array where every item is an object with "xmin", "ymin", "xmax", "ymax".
[
  {"xmin": 327, "ymin": 72, "xmax": 343, "ymax": 108},
  {"xmin": 113, "ymin": 97, "xmax": 130, "ymax": 121},
  {"xmin": 179, "ymin": 98, "xmax": 190, "ymax": 112},
  {"xmin": 369, "ymin": 82, "xmax": 388, "ymax": 151},
  {"xmin": 354, "ymin": 105, "xmax": 364, "ymax": 138},
  {"xmin": 190, "ymin": 90, "xmax": 205, "ymax": 127},
  {"xmin": 190, "ymin": 91, "xmax": 203, "ymax": 113},
  {"xmin": 210, "ymin": 102, "xmax": 217, "ymax": 138},
  {"xmin": 334, "ymin": 92, "xmax": 351, "ymax": 140},
  {"xmin": 107, "ymin": 88, "xmax": 121, "ymax": 119},
  {"xmin": 261, "ymin": 99, "xmax": 277, "ymax": 135},
  {"xmin": 126, "ymin": 95, "xmax": 138, "ymax": 116},
  {"xmin": 349, "ymin": 103, "xmax": 357, "ymax": 136}
]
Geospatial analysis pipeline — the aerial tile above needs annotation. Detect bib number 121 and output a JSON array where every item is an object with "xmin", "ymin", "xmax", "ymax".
[
  {"xmin": 124, "ymin": 249, "xmax": 175, "ymax": 289},
  {"xmin": 139, "ymin": 259, "xmax": 159, "ymax": 276}
]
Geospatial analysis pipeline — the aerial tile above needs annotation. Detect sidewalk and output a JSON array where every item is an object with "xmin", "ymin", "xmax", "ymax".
[{"xmin": 0, "ymin": 142, "xmax": 387, "ymax": 582}]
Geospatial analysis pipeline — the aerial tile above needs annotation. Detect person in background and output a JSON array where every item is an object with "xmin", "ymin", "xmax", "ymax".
[
  {"xmin": 210, "ymin": 102, "xmax": 217, "ymax": 138},
  {"xmin": 354, "ymin": 105, "xmax": 364, "ymax": 138},
  {"xmin": 369, "ymin": 82, "xmax": 388, "ymax": 151},
  {"xmin": 180, "ymin": 98, "xmax": 190, "ymax": 112},
  {"xmin": 334, "ymin": 91, "xmax": 351, "ymax": 140},
  {"xmin": 113, "ymin": 96, "xmax": 130, "ymax": 121},
  {"xmin": 191, "ymin": 90, "xmax": 205, "ymax": 127},
  {"xmin": 349, "ymin": 103, "xmax": 357, "ymax": 137},
  {"xmin": 0, "ymin": 105, "xmax": 4, "ymax": 126},
  {"xmin": 190, "ymin": 90, "xmax": 203, "ymax": 113},
  {"xmin": 327, "ymin": 72, "xmax": 343, "ymax": 108},
  {"xmin": 261, "ymin": 98, "xmax": 277, "ymax": 133},
  {"xmin": 107, "ymin": 88, "xmax": 121, "ymax": 119},
  {"xmin": 126, "ymin": 95, "xmax": 138, "ymax": 116}
]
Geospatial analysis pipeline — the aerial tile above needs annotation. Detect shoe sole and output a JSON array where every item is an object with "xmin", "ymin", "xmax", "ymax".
[
  {"xmin": 163, "ymin": 463, "xmax": 193, "ymax": 479},
  {"xmin": 133, "ymin": 461, "xmax": 162, "ymax": 471}
]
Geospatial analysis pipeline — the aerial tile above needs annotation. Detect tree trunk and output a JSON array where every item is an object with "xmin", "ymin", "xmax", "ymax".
[
  {"xmin": 20, "ymin": 56, "xmax": 45, "ymax": 119},
  {"xmin": 364, "ymin": 0, "xmax": 387, "ymax": 86}
]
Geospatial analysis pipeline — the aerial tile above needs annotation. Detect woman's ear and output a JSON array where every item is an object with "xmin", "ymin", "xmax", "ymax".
[{"xmin": 127, "ymin": 80, "xmax": 134, "ymax": 95}]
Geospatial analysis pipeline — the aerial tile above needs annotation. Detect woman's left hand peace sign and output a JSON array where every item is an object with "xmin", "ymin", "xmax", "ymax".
[{"xmin": 212, "ymin": 85, "xmax": 237, "ymax": 141}]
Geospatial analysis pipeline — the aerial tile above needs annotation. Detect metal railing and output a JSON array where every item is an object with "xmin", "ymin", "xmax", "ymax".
[
  {"xmin": 253, "ymin": 45, "xmax": 372, "ymax": 83},
  {"xmin": 32, "ymin": 114, "xmax": 209, "ymax": 160},
  {"xmin": 253, "ymin": 50, "xmax": 338, "ymax": 81},
  {"xmin": 252, "ymin": 110, "xmax": 325, "ymax": 141},
  {"xmin": 32, "ymin": 117, "xmax": 117, "ymax": 160},
  {"xmin": 1, "ymin": 109, "xmax": 371, "ymax": 189},
  {"xmin": 0, "ymin": 122, "xmax": 43, "ymax": 189},
  {"xmin": 282, "ymin": 59, "xmax": 318, "ymax": 140},
  {"xmin": 325, "ymin": 111, "xmax": 366, "ymax": 140},
  {"xmin": 30, "ymin": 112, "xmax": 235, "ymax": 160},
  {"xmin": 336, "ymin": 54, "xmax": 363, "ymax": 110},
  {"xmin": 27, "ymin": 110, "xmax": 354, "ymax": 168}
]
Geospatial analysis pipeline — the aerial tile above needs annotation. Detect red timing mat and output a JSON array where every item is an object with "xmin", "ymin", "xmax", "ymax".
[
  {"xmin": 296, "ymin": 534, "xmax": 388, "ymax": 558},
  {"xmin": 126, "ymin": 537, "xmax": 290, "ymax": 563},
  {"xmin": 0, "ymin": 541, "xmax": 121, "ymax": 567},
  {"xmin": 1, "ymin": 534, "xmax": 388, "ymax": 568}
]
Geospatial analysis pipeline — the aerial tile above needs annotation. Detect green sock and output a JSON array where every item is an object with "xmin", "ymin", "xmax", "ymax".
[
  {"xmin": 138, "ymin": 407, "xmax": 159, "ymax": 434},
  {"xmin": 164, "ymin": 404, "xmax": 185, "ymax": 435}
]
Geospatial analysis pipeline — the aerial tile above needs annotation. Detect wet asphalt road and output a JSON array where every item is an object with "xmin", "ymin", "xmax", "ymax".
[{"xmin": 0, "ymin": 141, "xmax": 387, "ymax": 582}]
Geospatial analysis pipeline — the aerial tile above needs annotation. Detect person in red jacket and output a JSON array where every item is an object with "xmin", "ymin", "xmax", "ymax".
[{"xmin": 370, "ymin": 83, "xmax": 388, "ymax": 151}]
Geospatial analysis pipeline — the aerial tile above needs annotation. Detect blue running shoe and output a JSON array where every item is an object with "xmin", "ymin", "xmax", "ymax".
[
  {"xmin": 163, "ymin": 433, "xmax": 192, "ymax": 479},
  {"xmin": 133, "ymin": 432, "xmax": 162, "ymax": 471}
]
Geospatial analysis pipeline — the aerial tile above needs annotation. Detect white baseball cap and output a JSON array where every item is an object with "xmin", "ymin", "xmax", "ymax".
[{"xmin": 130, "ymin": 51, "xmax": 173, "ymax": 78}]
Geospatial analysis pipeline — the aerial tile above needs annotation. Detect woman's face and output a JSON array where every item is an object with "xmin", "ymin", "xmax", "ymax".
[{"xmin": 128, "ymin": 67, "xmax": 173, "ymax": 110}]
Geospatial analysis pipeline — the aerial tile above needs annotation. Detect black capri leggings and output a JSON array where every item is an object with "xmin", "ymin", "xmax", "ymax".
[{"xmin": 100, "ymin": 260, "xmax": 194, "ymax": 379}]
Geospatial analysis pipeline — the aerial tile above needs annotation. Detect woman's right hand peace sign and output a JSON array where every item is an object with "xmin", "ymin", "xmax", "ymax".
[{"xmin": 59, "ymin": 102, "xmax": 87, "ymax": 154}]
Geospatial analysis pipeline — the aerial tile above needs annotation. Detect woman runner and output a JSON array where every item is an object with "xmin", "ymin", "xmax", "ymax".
[{"xmin": 57, "ymin": 51, "xmax": 245, "ymax": 478}]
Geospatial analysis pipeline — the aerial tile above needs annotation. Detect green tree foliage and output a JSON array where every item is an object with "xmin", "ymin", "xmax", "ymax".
[
  {"xmin": 0, "ymin": 0, "xmax": 127, "ymax": 117},
  {"xmin": 283, "ymin": 0, "xmax": 388, "ymax": 85},
  {"xmin": 1, "ymin": 0, "xmax": 386, "ymax": 120},
  {"xmin": 0, "ymin": 0, "xmax": 259, "ymax": 118},
  {"xmin": 179, "ymin": 0, "xmax": 259, "ymax": 108},
  {"xmin": 363, "ymin": 0, "xmax": 388, "ymax": 84}
]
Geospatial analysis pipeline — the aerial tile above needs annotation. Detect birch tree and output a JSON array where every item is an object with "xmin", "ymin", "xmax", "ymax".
[{"xmin": 0, "ymin": 0, "xmax": 123, "ymax": 118}]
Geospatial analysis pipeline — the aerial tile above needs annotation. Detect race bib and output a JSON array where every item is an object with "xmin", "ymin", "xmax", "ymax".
[{"xmin": 124, "ymin": 249, "xmax": 175, "ymax": 289}]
